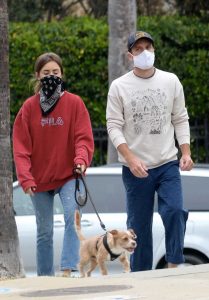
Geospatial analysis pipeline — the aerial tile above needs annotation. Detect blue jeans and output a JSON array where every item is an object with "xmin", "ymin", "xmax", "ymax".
[
  {"xmin": 31, "ymin": 179, "xmax": 81, "ymax": 276},
  {"xmin": 122, "ymin": 160, "xmax": 188, "ymax": 272}
]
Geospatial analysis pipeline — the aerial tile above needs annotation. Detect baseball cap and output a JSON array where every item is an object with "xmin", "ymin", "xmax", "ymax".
[{"xmin": 128, "ymin": 31, "xmax": 154, "ymax": 51}]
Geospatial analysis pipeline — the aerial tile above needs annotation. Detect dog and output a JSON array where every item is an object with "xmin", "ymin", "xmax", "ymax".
[{"xmin": 74, "ymin": 210, "xmax": 137, "ymax": 277}]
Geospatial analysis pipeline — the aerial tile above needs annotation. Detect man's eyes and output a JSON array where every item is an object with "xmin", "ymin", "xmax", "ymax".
[{"xmin": 135, "ymin": 49, "xmax": 143, "ymax": 54}]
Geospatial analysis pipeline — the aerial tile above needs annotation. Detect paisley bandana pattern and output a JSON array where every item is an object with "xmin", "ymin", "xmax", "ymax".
[{"xmin": 40, "ymin": 75, "xmax": 65, "ymax": 115}]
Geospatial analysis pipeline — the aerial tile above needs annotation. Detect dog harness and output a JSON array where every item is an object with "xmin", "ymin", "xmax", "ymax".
[{"xmin": 102, "ymin": 234, "xmax": 122, "ymax": 261}]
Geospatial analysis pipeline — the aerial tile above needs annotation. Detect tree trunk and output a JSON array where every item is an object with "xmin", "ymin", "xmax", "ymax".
[
  {"xmin": 107, "ymin": 0, "xmax": 137, "ymax": 164},
  {"xmin": 0, "ymin": 0, "xmax": 24, "ymax": 279}
]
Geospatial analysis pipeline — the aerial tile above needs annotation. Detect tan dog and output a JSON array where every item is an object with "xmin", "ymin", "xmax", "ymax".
[{"xmin": 74, "ymin": 210, "xmax": 137, "ymax": 277}]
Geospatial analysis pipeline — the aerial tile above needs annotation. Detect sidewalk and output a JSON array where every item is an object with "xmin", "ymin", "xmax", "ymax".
[{"xmin": 1, "ymin": 264, "xmax": 209, "ymax": 300}]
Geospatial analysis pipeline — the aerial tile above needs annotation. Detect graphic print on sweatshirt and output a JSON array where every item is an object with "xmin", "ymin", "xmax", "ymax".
[
  {"xmin": 41, "ymin": 117, "xmax": 64, "ymax": 127},
  {"xmin": 128, "ymin": 88, "xmax": 168, "ymax": 135}
]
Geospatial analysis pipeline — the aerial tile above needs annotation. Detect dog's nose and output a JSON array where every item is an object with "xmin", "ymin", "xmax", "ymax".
[{"xmin": 132, "ymin": 241, "xmax": 137, "ymax": 247}]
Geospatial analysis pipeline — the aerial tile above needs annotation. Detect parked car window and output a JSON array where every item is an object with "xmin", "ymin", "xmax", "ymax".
[
  {"xmin": 83, "ymin": 174, "xmax": 127, "ymax": 213},
  {"xmin": 13, "ymin": 185, "xmax": 63, "ymax": 216},
  {"xmin": 13, "ymin": 185, "xmax": 34, "ymax": 216}
]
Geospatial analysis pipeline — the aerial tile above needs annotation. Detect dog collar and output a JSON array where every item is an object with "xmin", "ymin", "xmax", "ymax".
[{"xmin": 102, "ymin": 234, "xmax": 122, "ymax": 261}]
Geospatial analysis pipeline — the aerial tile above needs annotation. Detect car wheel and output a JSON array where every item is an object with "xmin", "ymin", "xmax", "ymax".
[
  {"xmin": 183, "ymin": 253, "xmax": 208, "ymax": 266},
  {"xmin": 156, "ymin": 253, "xmax": 208, "ymax": 269}
]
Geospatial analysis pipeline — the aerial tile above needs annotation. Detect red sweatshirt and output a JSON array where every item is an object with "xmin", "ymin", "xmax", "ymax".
[{"xmin": 13, "ymin": 91, "xmax": 94, "ymax": 192}]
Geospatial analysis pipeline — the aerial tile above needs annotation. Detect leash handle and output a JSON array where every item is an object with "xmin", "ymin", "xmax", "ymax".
[
  {"xmin": 74, "ymin": 168, "xmax": 88, "ymax": 207},
  {"xmin": 74, "ymin": 167, "xmax": 107, "ymax": 232}
]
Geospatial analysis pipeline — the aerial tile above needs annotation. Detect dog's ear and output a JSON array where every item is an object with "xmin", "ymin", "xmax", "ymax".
[
  {"xmin": 128, "ymin": 228, "xmax": 137, "ymax": 239},
  {"xmin": 109, "ymin": 229, "xmax": 118, "ymax": 236}
]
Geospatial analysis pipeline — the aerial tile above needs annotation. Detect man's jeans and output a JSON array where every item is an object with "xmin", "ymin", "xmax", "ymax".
[
  {"xmin": 122, "ymin": 160, "xmax": 188, "ymax": 272},
  {"xmin": 31, "ymin": 179, "xmax": 81, "ymax": 276}
]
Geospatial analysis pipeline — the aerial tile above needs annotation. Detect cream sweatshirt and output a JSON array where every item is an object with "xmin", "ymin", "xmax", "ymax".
[{"xmin": 106, "ymin": 68, "xmax": 190, "ymax": 168}]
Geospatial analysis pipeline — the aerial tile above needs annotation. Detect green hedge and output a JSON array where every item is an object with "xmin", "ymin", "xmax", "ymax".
[
  {"xmin": 9, "ymin": 16, "xmax": 108, "ymax": 126},
  {"xmin": 9, "ymin": 15, "xmax": 209, "ymax": 125}
]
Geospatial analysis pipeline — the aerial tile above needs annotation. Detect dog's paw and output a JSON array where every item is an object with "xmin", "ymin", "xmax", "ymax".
[
  {"xmin": 123, "ymin": 269, "xmax": 131, "ymax": 273},
  {"xmin": 62, "ymin": 270, "xmax": 71, "ymax": 277}
]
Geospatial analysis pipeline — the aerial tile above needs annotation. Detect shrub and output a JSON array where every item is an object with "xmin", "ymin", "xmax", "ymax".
[{"xmin": 9, "ymin": 17, "xmax": 108, "ymax": 126}]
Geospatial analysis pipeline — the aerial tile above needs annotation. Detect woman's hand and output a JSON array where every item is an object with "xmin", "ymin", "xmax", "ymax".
[
  {"xmin": 75, "ymin": 164, "xmax": 86, "ymax": 174},
  {"xmin": 25, "ymin": 187, "xmax": 36, "ymax": 196}
]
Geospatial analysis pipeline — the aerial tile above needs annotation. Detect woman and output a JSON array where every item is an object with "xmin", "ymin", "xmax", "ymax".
[{"xmin": 13, "ymin": 52, "xmax": 94, "ymax": 276}]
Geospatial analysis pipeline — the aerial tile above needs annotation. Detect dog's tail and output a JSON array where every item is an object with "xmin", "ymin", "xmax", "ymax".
[{"xmin": 74, "ymin": 210, "xmax": 85, "ymax": 241}]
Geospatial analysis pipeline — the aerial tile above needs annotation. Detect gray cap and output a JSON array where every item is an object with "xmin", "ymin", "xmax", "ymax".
[{"xmin": 128, "ymin": 31, "xmax": 154, "ymax": 51}]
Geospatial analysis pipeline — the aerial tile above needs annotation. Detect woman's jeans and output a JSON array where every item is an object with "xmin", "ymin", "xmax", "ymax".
[
  {"xmin": 122, "ymin": 160, "xmax": 189, "ymax": 272},
  {"xmin": 31, "ymin": 179, "xmax": 81, "ymax": 276}
]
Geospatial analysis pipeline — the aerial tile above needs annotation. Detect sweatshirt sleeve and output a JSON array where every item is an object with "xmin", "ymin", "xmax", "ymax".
[
  {"xmin": 13, "ymin": 105, "xmax": 36, "ymax": 191},
  {"xmin": 74, "ymin": 98, "xmax": 94, "ymax": 167},
  {"xmin": 171, "ymin": 77, "xmax": 190, "ymax": 146},
  {"xmin": 106, "ymin": 82, "xmax": 127, "ymax": 149}
]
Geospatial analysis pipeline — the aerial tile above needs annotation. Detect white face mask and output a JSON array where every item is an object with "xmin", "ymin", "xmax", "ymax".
[{"xmin": 133, "ymin": 50, "xmax": 155, "ymax": 70}]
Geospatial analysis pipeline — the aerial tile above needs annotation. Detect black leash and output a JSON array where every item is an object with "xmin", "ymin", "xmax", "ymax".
[{"xmin": 74, "ymin": 168, "xmax": 107, "ymax": 232}]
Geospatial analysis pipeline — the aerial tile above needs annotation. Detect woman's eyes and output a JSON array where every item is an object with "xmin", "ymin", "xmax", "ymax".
[{"xmin": 43, "ymin": 72, "xmax": 59, "ymax": 75}]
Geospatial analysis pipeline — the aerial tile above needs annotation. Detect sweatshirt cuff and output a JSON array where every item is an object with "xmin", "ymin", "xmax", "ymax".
[
  {"xmin": 74, "ymin": 158, "xmax": 87, "ymax": 167},
  {"xmin": 112, "ymin": 136, "xmax": 127, "ymax": 149},
  {"xmin": 177, "ymin": 135, "xmax": 190, "ymax": 146}
]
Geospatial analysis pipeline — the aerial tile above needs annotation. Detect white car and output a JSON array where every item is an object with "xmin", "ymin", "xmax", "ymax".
[{"xmin": 13, "ymin": 164, "xmax": 209, "ymax": 274}]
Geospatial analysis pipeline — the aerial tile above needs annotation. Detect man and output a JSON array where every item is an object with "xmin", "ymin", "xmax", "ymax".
[{"xmin": 106, "ymin": 31, "xmax": 193, "ymax": 271}]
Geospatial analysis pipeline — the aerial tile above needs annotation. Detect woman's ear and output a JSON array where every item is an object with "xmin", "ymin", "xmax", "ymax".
[{"xmin": 35, "ymin": 72, "xmax": 40, "ymax": 80}]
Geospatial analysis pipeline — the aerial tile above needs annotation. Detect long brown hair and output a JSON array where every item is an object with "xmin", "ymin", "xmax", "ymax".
[{"xmin": 33, "ymin": 52, "xmax": 64, "ymax": 94}]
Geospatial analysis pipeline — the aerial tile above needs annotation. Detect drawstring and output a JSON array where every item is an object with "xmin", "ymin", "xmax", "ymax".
[{"xmin": 74, "ymin": 167, "xmax": 107, "ymax": 232}]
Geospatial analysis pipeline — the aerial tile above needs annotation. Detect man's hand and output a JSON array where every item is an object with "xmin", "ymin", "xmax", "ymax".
[
  {"xmin": 180, "ymin": 155, "xmax": 194, "ymax": 171},
  {"xmin": 117, "ymin": 143, "xmax": 148, "ymax": 178},
  {"xmin": 127, "ymin": 154, "xmax": 149, "ymax": 178},
  {"xmin": 179, "ymin": 143, "xmax": 194, "ymax": 171}
]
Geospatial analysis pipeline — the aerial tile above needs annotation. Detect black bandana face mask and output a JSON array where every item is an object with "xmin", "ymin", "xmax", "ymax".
[{"xmin": 39, "ymin": 75, "xmax": 65, "ymax": 115}]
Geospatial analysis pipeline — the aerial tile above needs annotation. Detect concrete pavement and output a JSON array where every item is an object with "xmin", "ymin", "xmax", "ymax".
[{"xmin": 1, "ymin": 264, "xmax": 209, "ymax": 299}]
